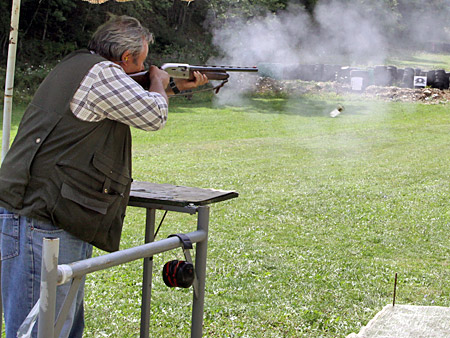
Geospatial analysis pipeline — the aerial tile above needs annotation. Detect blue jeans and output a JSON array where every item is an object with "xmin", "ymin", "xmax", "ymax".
[{"xmin": 1, "ymin": 208, "xmax": 92, "ymax": 338}]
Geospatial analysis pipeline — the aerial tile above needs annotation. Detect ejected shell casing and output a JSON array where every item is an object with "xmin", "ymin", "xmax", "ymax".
[{"xmin": 330, "ymin": 104, "xmax": 344, "ymax": 118}]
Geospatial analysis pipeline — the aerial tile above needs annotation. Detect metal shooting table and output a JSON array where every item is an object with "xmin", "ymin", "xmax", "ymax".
[
  {"xmin": 23, "ymin": 181, "xmax": 238, "ymax": 338},
  {"xmin": 128, "ymin": 181, "xmax": 238, "ymax": 338}
]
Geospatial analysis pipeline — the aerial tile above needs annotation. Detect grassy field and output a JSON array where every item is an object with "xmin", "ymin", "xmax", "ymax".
[
  {"xmin": 1, "ymin": 58, "xmax": 450, "ymax": 337},
  {"xmin": 79, "ymin": 92, "xmax": 449, "ymax": 337},
  {"xmin": 387, "ymin": 51, "xmax": 450, "ymax": 70}
]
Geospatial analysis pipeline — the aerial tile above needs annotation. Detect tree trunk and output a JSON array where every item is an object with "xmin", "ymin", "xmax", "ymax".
[{"xmin": 42, "ymin": 5, "xmax": 50, "ymax": 41}]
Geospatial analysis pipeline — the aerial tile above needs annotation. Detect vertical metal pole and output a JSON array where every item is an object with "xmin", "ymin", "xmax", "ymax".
[
  {"xmin": 38, "ymin": 238, "xmax": 59, "ymax": 338},
  {"xmin": 191, "ymin": 206, "xmax": 209, "ymax": 338},
  {"xmin": 1, "ymin": 2, "xmax": 21, "ymax": 332},
  {"xmin": 2, "ymin": 0, "xmax": 21, "ymax": 162},
  {"xmin": 140, "ymin": 208, "xmax": 156, "ymax": 338}
]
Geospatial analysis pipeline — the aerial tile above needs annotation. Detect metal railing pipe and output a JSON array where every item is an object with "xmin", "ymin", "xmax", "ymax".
[{"xmin": 57, "ymin": 229, "xmax": 207, "ymax": 285}]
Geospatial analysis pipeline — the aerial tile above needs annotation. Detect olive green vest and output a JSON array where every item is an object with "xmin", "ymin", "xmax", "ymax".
[{"xmin": 0, "ymin": 50, "xmax": 132, "ymax": 252}]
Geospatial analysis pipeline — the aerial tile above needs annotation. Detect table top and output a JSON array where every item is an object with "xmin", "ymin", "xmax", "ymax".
[{"xmin": 129, "ymin": 181, "xmax": 239, "ymax": 207}]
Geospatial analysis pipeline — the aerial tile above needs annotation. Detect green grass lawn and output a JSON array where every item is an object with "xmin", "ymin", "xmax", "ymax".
[
  {"xmin": 386, "ymin": 51, "xmax": 450, "ymax": 70},
  {"xmin": 1, "ymin": 91, "xmax": 449, "ymax": 337},
  {"xmin": 81, "ymin": 93, "xmax": 449, "ymax": 337}
]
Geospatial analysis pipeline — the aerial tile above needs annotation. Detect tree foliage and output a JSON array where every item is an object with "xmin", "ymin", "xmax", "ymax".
[
  {"xmin": 0, "ymin": 0, "xmax": 448, "ymax": 66},
  {"xmin": 0, "ymin": 0, "xmax": 449, "ymax": 103}
]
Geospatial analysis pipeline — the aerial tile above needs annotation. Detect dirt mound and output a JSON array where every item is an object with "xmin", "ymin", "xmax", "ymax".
[
  {"xmin": 363, "ymin": 86, "xmax": 450, "ymax": 104},
  {"xmin": 253, "ymin": 77, "xmax": 450, "ymax": 104}
]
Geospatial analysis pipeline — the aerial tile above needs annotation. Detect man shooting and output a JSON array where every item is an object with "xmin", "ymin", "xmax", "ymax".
[{"xmin": 0, "ymin": 15, "xmax": 207, "ymax": 338}]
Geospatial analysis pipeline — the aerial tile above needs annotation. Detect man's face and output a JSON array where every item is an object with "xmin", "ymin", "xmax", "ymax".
[{"xmin": 121, "ymin": 41, "xmax": 149, "ymax": 74}]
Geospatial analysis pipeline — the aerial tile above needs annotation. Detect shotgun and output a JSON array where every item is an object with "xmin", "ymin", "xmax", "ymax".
[{"xmin": 130, "ymin": 63, "xmax": 259, "ymax": 93}]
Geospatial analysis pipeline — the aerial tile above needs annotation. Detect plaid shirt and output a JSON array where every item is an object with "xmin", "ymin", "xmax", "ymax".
[{"xmin": 70, "ymin": 61, "xmax": 168, "ymax": 131}]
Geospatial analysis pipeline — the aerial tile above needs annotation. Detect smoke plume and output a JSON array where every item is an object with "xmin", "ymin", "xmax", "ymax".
[
  {"xmin": 207, "ymin": 0, "xmax": 450, "ymax": 70},
  {"xmin": 205, "ymin": 0, "xmax": 450, "ymax": 104}
]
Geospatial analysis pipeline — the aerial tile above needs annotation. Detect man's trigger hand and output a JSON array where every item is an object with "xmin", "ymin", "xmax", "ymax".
[{"xmin": 149, "ymin": 66, "xmax": 170, "ymax": 89}]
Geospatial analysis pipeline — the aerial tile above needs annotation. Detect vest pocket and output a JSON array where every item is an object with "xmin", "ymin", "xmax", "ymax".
[
  {"xmin": 61, "ymin": 182, "xmax": 111, "ymax": 214},
  {"xmin": 51, "ymin": 151, "xmax": 131, "ymax": 246},
  {"xmin": 51, "ymin": 180, "xmax": 119, "ymax": 243}
]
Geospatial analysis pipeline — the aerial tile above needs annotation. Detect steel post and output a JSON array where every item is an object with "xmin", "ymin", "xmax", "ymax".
[
  {"xmin": 1, "ymin": 2, "xmax": 22, "ymax": 332},
  {"xmin": 38, "ymin": 238, "xmax": 60, "ymax": 338},
  {"xmin": 2, "ymin": 0, "xmax": 21, "ymax": 161}
]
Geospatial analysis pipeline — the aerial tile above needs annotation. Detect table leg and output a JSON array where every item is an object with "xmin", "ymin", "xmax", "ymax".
[
  {"xmin": 140, "ymin": 208, "xmax": 156, "ymax": 338},
  {"xmin": 191, "ymin": 206, "xmax": 209, "ymax": 338}
]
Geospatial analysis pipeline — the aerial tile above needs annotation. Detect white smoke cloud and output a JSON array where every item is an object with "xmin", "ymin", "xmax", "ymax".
[
  {"xmin": 209, "ymin": 6, "xmax": 312, "ymax": 65},
  {"xmin": 208, "ymin": 1, "xmax": 392, "ymax": 67},
  {"xmin": 401, "ymin": 1, "xmax": 450, "ymax": 43},
  {"xmin": 208, "ymin": 0, "xmax": 450, "ymax": 66},
  {"xmin": 206, "ymin": 0, "xmax": 450, "ymax": 105},
  {"xmin": 313, "ymin": 0, "xmax": 389, "ymax": 65}
]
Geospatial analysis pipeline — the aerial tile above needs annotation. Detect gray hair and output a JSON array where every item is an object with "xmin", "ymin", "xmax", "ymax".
[{"xmin": 88, "ymin": 15, "xmax": 154, "ymax": 61}]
